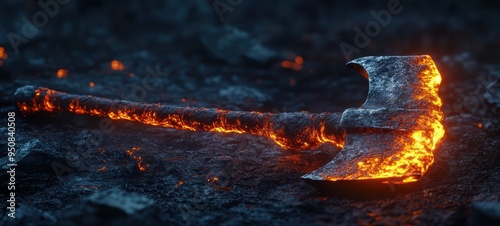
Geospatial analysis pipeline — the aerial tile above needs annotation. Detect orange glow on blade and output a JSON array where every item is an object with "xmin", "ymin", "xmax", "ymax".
[{"xmin": 325, "ymin": 57, "xmax": 445, "ymax": 183}]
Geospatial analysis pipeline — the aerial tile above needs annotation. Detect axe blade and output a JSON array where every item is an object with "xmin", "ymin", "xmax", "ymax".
[{"xmin": 302, "ymin": 55, "xmax": 444, "ymax": 185}]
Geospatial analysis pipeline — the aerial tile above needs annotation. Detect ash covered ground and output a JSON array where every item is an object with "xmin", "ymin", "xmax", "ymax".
[{"xmin": 0, "ymin": 0, "xmax": 499, "ymax": 225}]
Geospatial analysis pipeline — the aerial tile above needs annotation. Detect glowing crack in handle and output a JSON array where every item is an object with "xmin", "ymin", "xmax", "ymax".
[{"xmin": 14, "ymin": 86, "xmax": 345, "ymax": 151}]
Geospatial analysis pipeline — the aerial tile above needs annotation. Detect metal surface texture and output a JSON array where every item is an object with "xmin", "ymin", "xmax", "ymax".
[{"xmin": 303, "ymin": 55, "xmax": 444, "ymax": 184}]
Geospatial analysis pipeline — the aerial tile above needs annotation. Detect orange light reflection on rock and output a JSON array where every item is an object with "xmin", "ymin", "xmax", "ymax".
[{"xmin": 125, "ymin": 147, "xmax": 147, "ymax": 171}]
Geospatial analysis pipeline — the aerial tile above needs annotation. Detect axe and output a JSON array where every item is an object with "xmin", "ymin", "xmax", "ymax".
[{"xmin": 14, "ymin": 55, "xmax": 444, "ymax": 185}]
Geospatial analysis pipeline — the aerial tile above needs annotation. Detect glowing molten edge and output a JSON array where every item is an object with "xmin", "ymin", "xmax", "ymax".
[
  {"xmin": 360, "ymin": 57, "xmax": 444, "ymax": 183},
  {"xmin": 330, "ymin": 111, "xmax": 444, "ymax": 184}
]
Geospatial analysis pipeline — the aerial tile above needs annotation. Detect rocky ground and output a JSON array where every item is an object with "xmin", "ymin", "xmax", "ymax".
[{"xmin": 0, "ymin": 0, "xmax": 499, "ymax": 225}]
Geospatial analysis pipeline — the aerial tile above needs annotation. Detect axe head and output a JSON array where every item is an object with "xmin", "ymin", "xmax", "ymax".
[{"xmin": 302, "ymin": 55, "xmax": 445, "ymax": 185}]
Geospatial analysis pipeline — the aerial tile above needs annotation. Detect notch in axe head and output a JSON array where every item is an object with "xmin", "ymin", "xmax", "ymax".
[
  {"xmin": 302, "ymin": 55, "xmax": 445, "ymax": 185},
  {"xmin": 14, "ymin": 55, "xmax": 445, "ymax": 187}
]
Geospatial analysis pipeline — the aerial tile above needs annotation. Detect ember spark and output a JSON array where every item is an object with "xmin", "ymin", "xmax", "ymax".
[
  {"xmin": 56, "ymin": 69, "xmax": 68, "ymax": 78},
  {"xmin": 0, "ymin": 46, "xmax": 8, "ymax": 66},
  {"xmin": 111, "ymin": 60, "xmax": 125, "ymax": 71},
  {"xmin": 126, "ymin": 147, "xmax": 147, "ymax": 171},
  {"xmin": 281, "ymin": 56, "xmax": 303, "ymax": 71}
]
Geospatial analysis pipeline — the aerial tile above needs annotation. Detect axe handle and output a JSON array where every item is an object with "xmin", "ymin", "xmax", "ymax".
[{"xmin": 15, "ymin": 86, "xmax": 345, "ymax": 151}]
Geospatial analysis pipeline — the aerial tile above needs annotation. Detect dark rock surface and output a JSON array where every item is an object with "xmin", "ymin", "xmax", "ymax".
[
  {"xmin": 0, "ymin": 204, "xmax": 57, "ymax": 226},
  {"xmin": 61, "ymin": 189, "xmax": 163, "ymax": 226},
  {"xmin": 469, "ymin": 202, "xmax": 500, "ymax": 226},
  {"xmin": 0, "ymin": 139, "xmax": 63, "ymax": 173},
  {"xmin": 200, "ymin": 26, "xmax": 277, "ymax": 65},
  {"xmin": 0, "ymin": 0, "xmax": 499, "ymax": 225}
]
